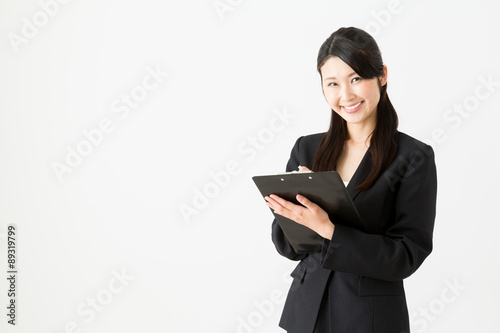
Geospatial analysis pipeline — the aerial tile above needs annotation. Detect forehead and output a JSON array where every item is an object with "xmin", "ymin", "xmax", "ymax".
[{"xmin": 320, "ymin": 56, "xmax": 356, "ymax": 79}]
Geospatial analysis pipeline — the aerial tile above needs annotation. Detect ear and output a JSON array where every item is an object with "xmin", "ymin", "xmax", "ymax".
[{"xmin": 380, "ymin": 65, "xmax": 388, "ymax": 86}]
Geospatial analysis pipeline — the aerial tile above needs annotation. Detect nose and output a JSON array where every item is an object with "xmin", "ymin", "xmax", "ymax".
[{"xmin": 339, "ymin": 85, "xmax": 355, "ymax": 103}]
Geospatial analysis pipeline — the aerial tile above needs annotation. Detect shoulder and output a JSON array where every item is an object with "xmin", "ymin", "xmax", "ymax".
[
  {"xmin": 293, "ymin": 132, "xmax": 326, "ymax": 150},
  {"xmin": 286, "ymin": 132, "xmax": 326, "ymax": 170},
  {"xmin": 391, "ymin": 132, "xmax": 436, "ymax": 179},
  {"xmin": 395, "ymin": 131, "xmax": 435, "ymax": 158}
]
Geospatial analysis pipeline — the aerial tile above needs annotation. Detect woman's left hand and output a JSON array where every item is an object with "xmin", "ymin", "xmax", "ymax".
[{"xmin": 265, "ymin": 193, "xmax": 335, "ymax": 240}]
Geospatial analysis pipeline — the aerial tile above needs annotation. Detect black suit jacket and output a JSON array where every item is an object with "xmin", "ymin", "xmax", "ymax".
[{"xmin": 272, "ymin": 131, "xmax": 437, "ymax": 333}]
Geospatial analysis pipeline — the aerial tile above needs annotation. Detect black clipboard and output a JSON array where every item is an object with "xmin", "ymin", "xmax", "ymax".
[{"xmin": 252, "ymin": 171, "xmax": 363, "ymax": 254}]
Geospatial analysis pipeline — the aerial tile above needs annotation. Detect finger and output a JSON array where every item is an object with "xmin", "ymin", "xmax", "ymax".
[
  {"xmin": 299, "ymin": 166, "xmax": 311, "ymax": 172},
  {"xmin": 269, "ymin": 194, "xmax": 297, "ymax": 211},
  {"xmin": 265, "ymin": 195, "xmax": 281, "ymax": 205},
  {"xmin": 266, "ymin": 196, "xmax": 296, "ymax": 219},
  {"xmin": 296, "ymin": 194, "xmax": 318, "ymax": 212},
  {"xmin": 264, "ymin": 196, "xmax": 281, "ymax": 210},
  {"xmin": 265, "ymin": 196, "xmax": 290, "ymax": 214}
]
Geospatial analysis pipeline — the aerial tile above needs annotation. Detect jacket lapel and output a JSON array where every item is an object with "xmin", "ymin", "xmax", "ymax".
[{"xmin": 346, "ymin": 149, "xmax": 373, "ymax": 201}]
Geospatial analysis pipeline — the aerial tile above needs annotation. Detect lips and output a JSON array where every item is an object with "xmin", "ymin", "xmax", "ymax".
[{"xmin": 341, "ymin": 101, "xmax": 364, "ymax": 113}]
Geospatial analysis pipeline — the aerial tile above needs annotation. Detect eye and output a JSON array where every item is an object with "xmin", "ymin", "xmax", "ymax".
[
  {"xmin": 352, "ymin": 77, "xmax": 362, "ymax": 83},
  {"xmin": 327, "ymin": 82, "xmax": 338, "ymax": 87}
]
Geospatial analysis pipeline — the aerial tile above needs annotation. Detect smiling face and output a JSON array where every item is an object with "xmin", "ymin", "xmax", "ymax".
[{"xmin": 320, "ymin": 56, "xmax": 387, "ymax": 131}]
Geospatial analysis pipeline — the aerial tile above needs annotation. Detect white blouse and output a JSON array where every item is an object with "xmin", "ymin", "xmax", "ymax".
[{"xmin": 344, "ymin": 181, "xmax": 349, "ymax": 187}]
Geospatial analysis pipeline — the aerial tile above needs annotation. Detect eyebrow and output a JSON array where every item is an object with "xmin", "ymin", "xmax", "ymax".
[{"xmin": 323, "ymin": 71, "xmax": 357, "ymax": 81}]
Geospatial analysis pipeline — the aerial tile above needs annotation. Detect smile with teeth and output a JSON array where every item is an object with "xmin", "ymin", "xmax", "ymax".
[{"xmin": 341, "ymin": 101, "xmax": 363, "ymax": 111}]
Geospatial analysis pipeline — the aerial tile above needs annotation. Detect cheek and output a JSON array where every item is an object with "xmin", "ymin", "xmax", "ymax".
[
  {"xmin": 357, "ymin": 82, "xmax": 380, "ymax": 104},
  {"xmin": 324, "ymin": 89, "xmax": 340, "ymax": 108}
]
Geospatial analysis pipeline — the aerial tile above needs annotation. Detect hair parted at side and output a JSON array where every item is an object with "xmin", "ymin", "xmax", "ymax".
[{"xmin": 312, "ymin": 27, "xmax": 399, "ymax": 190}]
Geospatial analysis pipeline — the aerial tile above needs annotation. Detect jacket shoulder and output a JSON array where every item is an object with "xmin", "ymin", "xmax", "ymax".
[
  {"xmin": 395, "ymin": 131, "xmax": 434, "ymax": 157},
  {"xmin": 297, "ymin": 132, "xmax": 325, "ymax": 148},
  {"xmin": 287, "ymin": 132, "xmax": 325, "ymax": 170}
]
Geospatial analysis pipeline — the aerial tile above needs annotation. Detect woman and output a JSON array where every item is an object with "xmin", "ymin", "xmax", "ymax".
[{"xmin": 265, "ymin": 27, "xmax": 437, "ymax": 332}]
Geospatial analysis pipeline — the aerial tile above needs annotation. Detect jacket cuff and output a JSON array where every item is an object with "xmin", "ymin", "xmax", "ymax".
[{"xmin": 320, "ymin": 224, "xmax": 343, "ymax": 266}]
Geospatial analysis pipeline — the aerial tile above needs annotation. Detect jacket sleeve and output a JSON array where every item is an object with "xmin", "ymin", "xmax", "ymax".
[
  {"xmin": 320, "ymin": 144, "xmax": 438, "ymax": 281},
  {"xmin": 271, "ymin": 136, "xmax": 308, "ymax": 261}
]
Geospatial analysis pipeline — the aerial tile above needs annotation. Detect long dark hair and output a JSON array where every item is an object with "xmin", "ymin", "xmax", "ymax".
[{"xmin": 312, "ymin": 27, "xmax": 398, "ymax": 189}]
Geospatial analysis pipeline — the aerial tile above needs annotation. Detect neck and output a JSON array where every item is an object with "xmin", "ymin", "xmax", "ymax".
[{"xmin": 346, "ymin": 122, "xmax": 375, "ymax": 146}]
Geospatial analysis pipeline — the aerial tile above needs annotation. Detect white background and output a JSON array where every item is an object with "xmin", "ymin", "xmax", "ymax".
[{"xmin": 1, "ymin": 0, "xmax": 499, "ymax": 332}]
